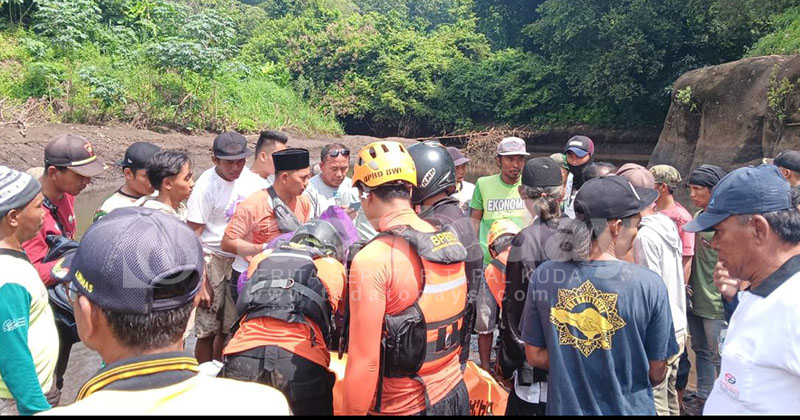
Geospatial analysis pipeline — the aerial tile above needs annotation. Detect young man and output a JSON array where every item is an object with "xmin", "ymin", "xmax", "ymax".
[
  {"xmin": 447, "ymin": 146, "xmax": 475, "ymax": 210},
  {"xmin": 410, "ymin": 142, "xmax": 484, "ymax": 365},
  {"xmin": 0, "ymin": 167, "xmax": 59, "ymax": 415},
  {"xmin": 222, "ymin": 219, "xmax": 345, "ymax": 415},
  {"xmin": 304, "ymin": 143, "xmax": 359, "ymax": 217},
  {"xmin": 46, "ymin": 208, "xmax": 290, "ymax": 415},
  {"xmin": 683, "ymin": 165, "xmax": 800, "ymax": 414},
  {"xmin": 685, "ymin": 164, "xmax": 728, "ymax": 414},
  {"xmin": 499, "ymin": 156, "xmax": 565, "ymax": 416},
  {"xmin": 249, "ymin": 130, "xmax": 288, "ymax": 185},
  {"xmin": 343, "ymin": 141, "xmax": 468, "ymax": 416},
  {"xmin": 521, "ymin": 175, "xmax": 678, "ymax": 415},
  {"xmin": 650, "ymin": 164, "xmax": 694, "ymax": 285},
  {"xmin": 136, "ymin": 150, "xmax": 194, "ymax": 220},
  {"xmin": 222, "ymin": 148, "xmax": 313, "ymax": 282},
  {"xmin": 93, "ymin": 141, "xmax": 160, "ymax": 221},
  {"xmin": 774, "ymin": 149, "xmax": 800, "ymax": 187},
  {"xmin": 186, "ymin": 132, "xmax": 252, "ymax": 364},
  {"xmin": 470, "ymin": 136, "xmax": 529, "ymax": 372},
  {"xmin": 619, "ymin": 165, "xmax": 687, "ymax": 416},
  {"xmin": 24, "ymin": 134, "xmax": 104, "ymax": 285}
]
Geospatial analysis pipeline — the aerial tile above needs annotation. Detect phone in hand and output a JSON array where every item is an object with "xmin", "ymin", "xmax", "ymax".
[{"xmin": 348, "ymin": 201, "xmax": 362, "ymax": 211}]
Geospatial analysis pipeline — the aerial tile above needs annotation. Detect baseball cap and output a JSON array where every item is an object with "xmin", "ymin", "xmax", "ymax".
[
  {"xmin": 447, "ymin": 147, "xmax": 470, "ymax": 166},
  {"xmin": 44, "ymin": 134, "xmax": 105, "ymax": 177},
  {"xmin": 117, "ymin": 142, "xmax": 161, "ymax": 169},
  {"xmin": 684, "ymin": 165, "xmax": 792, "ymax": 233},
  {"xmin": 549, "ymin": 153, "xmax": 568, "ymax": 170},
  {"xmin": 774, "ymin": 150, "xmax": 800, "ymax": 172},
  {"xmin": 522, "ymin": 157, "xmax": 563, "ymax": 188},
  {"xmin": 650, "ymin": 164, "xmax": 682, "ymax": 188},
  {"xmin": 564, "ymin": 135, "xmax": 595, "ymax": 158},
  {"xmin": 616, "ymin": 163, "xmax": 655, "ymax": 189},
  {"xmin": 61, "ymin": 207, "xmax": 204, "ymax": 315},
  {"xmin": 575, "ymin": 175, "xmax": 658, "ymax": 220},
  {"xmin": 213, "ymin": 132, "xmax": 253, "ymax": 160},
  {"xmin": 497, "ymin": 137, "xmax": 530, "ymax": 156}
]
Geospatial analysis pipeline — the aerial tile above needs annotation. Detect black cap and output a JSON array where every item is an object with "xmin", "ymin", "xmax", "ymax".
[
  {"xmin": 774, "ymin": 150, "xmax": 800, "ymax": 173},
  {"xmin": 60, "ymin": 207, "xmax": 204, "ymax": 315},
  {"xmin": 273, "ymin": 148, "xmax": 310, "ymax": 172},
  {"xmin": 213, "ymin": 132, "xmax": 252, "ymax": 160},
  {"xmin": 117, "ymin": 142, "xmax": 161, "ymax": 169},
  {"xmin": 575, "ymin": 175, "xmax": 658, "ymax": 220},
  {"xmin": 44, "ymin": 134, "xmax": 105, "ymax": 177},
  {"xmin": 522, "ymin": 157, "xmax": 563, "ymax": 188}
]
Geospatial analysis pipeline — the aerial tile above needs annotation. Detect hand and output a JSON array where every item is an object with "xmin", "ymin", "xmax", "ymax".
[
  {"xmin": 713, "ymin": 261, "xmax": 741, "ymax": 303},
  {"xmin": 343, "ymin": 206, "xmax": 358, "ymax": 219},
  {"xmin": 197, "ymin": 272, "xmax": 214, "ymax": 309}
]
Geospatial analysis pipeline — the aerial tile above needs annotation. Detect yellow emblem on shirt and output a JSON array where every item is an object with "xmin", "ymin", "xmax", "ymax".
[{"xmin": 550, "ymin": 280, "xmax": 626, "ymax": 357}]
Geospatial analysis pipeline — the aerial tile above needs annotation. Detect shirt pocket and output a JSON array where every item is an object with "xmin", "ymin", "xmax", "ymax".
[{"xmin": 717, "ymin": 351, "xmax": 754, "ymax": 404}]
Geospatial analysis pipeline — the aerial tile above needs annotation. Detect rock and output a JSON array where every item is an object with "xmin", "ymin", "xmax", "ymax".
[{"xmin": 650, "ymin": 55, "xmax": 800, "ymax": 175}]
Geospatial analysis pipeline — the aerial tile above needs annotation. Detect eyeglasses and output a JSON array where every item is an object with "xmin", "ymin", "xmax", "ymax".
[
  {"xmin": 327, "ymin": 149, "xmax": 350, "ymax": 158},
  {"xmin": 66, "ymin": 282, "xmax": 81, "ymax": 305}
]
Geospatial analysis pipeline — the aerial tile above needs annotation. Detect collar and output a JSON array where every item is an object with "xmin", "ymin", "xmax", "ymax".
[
  {"xmin": 117, "ymin": 187, "xmax": 141, "ymax": 200},
  {"xmin": 77, "ymin": 352, "xmax": 199, "ymax": 400},
  {"xmin": 0, "ymin": 248, "xmax": 29, "ymax": 262},
  {"xmin": 749, "ymin": 254, "xmax": 800, "ymax": 298}
]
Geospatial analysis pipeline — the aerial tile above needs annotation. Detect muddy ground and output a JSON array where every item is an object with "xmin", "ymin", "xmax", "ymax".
[{"xmin": 0, "ymin": 123, "xmax": 414, "ymax": 193}]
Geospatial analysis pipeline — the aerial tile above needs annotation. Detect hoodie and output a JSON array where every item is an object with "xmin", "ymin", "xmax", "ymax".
[{"xmin": 633, "ymin": 213, "xmax": 687, "ymax": 338}]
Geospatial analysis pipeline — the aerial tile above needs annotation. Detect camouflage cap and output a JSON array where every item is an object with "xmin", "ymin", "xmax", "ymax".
[
  {"xmin": 650, "ymin": 164, "xmax": 682, "ymax": 188},
  {"xmin": 549, "ymin": 152, "xmax": 569, "ymax": 170}
]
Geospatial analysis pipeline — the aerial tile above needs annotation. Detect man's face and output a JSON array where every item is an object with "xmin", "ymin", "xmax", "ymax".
[
  {"xmin": 126, "ymin": 168, "xmax": 155, "ymax": 196},
  {"xmin": 262, "ymin": 143, "xmax": 287, "ymax": 177},
  {"xmin": 282, "ymin": 167, "xmax": 311, "ymax": 196},
  {"xmin": 213, "ymin": 157, "xmax": 246, "ymax": 181},
  {"xmin": 52, "ymin": 168, "xmax": 91, "ymax": 196},
  {"xmin": 566, "ymin": 151, "xmax": 591, "ymax": 167},
  {"xmin": 689, "ymin": 184, "xmax": 712, "ymax": 209},
  {"xmin": 168, "ymin": 162, "xmax": 194, "ymax": 203},
  {"xmin": 496, "ymin": 155, "xmax": 525, "ymax": 182},
  {"xmin": 614, "ymin": 214, "xmax": 641, "ymax": 259},
  {"xmin": 711, "ymin": 216, "xmax": 755, "ymax": 281},
  {"xmin": 15, "ymin": 193, "xmax": 45, "ymax": 242},
  {"xmin": 320, "ymin": 154, "xmax": 349, "ymax": 188},
  {"xmin": 455, "ymin": 163, "xmax": 467, "ymax": 184}
]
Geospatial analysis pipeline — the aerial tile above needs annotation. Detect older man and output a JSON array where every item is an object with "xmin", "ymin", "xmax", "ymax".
[
  {"xmin": 305, "ymin": 143, "xmax": 358, "ymax": 217},
  {"xmin": 683, "ymin": 165, "xmax": 800, "ymax": 415}
]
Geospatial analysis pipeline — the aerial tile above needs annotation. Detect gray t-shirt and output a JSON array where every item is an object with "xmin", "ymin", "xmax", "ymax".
[{"xmin": 304, "ymin": 174, "xmax": 359, "ymax": 217}]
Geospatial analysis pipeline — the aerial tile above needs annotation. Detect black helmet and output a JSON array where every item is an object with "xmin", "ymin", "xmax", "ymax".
[
  {"xmin": 290, "ymin": 219, "xmax": 344, "ymax": 261},
  {"xmin": 408, "ymin": 141, "xmax": 456, "ymax": 205}
]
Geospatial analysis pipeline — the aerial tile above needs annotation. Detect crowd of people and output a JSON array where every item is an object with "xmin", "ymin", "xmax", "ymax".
[{"xmin": 0, "ymin": 130, "xmax": 799, "ymax": 415}]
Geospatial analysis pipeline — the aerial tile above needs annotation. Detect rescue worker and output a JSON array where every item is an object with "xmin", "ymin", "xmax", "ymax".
[
  {"xmin": 342, "ymin": 141, "xmax": 470, "ymax": 415},
  {"xmin": 408, "ymin": 141, "xmax": 484, "ymax": 366},
  {"xmin": 221, "ymin": 219, "xmax": 345, "ymax": 415},
  {"xmin": 483, "ymin": 219, "xmax": 520, "ymax": 309}
]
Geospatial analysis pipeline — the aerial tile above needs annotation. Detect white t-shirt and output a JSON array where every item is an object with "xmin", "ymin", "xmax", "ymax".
[
  {"xmin": 304, "ymin": 174, "xmax": 359, "ymax": 218},
  {"xmin": 704, "ymin": 270, "xmax": 800, "ymax": 415},
  {"xmin": 452, "ymin": 181, "xmax": 476, "ymax": 208},
  {"xmin": 186, "ymin": 167, "xmax": 268, "ymax": 257}
]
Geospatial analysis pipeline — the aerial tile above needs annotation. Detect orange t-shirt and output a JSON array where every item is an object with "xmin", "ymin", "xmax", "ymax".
[
  {"xmin": 484, "ymin": 249, "xmax": 510, "ymax": 309},
  {"xmin": 223, "ymin": 249, "xmax": 345, "ymax": 368},
  {"xmin": 342, "ymin": 208, "xmax": 464, "ymax": 416},
  {"xmin": 224, "ymin": 189, "xmax": 312, "ymax": 258}
]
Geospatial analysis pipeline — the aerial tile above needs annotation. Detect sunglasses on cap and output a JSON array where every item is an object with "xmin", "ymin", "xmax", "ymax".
[{"xmin": 327, "ymin": 149, "xmax": 350, "ymax": 158}]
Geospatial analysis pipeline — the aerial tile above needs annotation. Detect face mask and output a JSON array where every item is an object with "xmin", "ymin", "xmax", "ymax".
[{"xmin": 568, "ymin": 156, "xmax": 594, "ymax": 190}]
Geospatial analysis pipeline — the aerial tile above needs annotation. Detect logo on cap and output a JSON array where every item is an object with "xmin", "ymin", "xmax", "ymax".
[
  {"xmin": 569, "ymin": 141, "xmax": 583, "ymax": 147},
  {"xmin": 84, "ymin": 143, "xmax": 95, "ymax": 156}
]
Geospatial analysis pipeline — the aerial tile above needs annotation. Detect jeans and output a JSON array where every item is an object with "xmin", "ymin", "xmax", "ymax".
[
  {"xmin": 687, "ymin": 312, "xmax": 726, "ymax": 399},
  {"xmin": 221, "ymin": 345, "xmax": 336, "ymax": 416}
]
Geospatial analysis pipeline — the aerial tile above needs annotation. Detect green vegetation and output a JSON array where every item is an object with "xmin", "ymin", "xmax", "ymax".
[{"xmin": 0, "ymin": 0, "xmax": 798, "ymax": 135}]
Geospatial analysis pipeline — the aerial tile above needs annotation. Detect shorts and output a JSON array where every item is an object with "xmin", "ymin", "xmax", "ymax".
[
  {"xmin": 475, "ymin": 280, "xmax": 498, "ymax": 334},
  {"xmin": 195, "ymin": 253, "xmax": 237, "ymax": 339}
]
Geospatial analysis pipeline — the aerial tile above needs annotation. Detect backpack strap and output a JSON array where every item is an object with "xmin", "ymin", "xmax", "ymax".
[
  {"xmin": 489, "ymin": 258, "xmax": 506, "ymax": 273},
  {"xmin": 267, "ymin": 186, "xmax": 301, "ymax": 233}
]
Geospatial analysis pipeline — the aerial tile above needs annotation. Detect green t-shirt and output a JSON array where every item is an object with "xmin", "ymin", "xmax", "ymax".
[
  {"xmin": 469, "ymin": 174, "xmax": 527, "ymax": 264},
  {"xmin": 689, "ymin": 210, "xmax": 724, "ymax": 319}
]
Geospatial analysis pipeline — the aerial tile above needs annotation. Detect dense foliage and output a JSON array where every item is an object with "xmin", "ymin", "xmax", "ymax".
[{"xmin": 0, "ymin": 0, "xmax": 797, "ymax": 135}]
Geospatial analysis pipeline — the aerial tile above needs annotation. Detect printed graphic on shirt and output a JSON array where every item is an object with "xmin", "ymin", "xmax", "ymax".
[
  {"xmin": 550, "ymin": 280, "xmax": 626, "ymax": 357},
  {"xmin": 2, "ymin": 316, "xmax": 26, "ymax": 332},
  {"xmin": 486, "ymin": 198, "xmax": 524, "ymax": 212}
]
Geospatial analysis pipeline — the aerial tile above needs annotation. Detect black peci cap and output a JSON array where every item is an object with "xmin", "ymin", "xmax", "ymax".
[{"xmin": 273, "ymin": 148, "xmax": 310, "ymax": 172}]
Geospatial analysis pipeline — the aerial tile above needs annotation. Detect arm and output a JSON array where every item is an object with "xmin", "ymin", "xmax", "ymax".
[
  {"xmin": 470, "ymin": 209, "xmax": 483, "ymax": 243},
  {"xmin": 186, "ymin": 221, "xmax": 205, "ymax": 237},
  {"xmin": 341, "ymin": 248, "xmax": 389, "ymax": 415},
  {"xmin": 469, "ymin": 181, "xmax": 484, "ymax": 241},
  {"xmin": 648, "ymin": 360, "xmax": 668, "ymax": 386},
  {"xmin": 525, "ymin": 344, "xmax": 549, "ymax": 370},
  {"xmin": 682, "ymin": 256, "xmax": 692, "ymax": 285},
  {"xmin": 220, "ymin": 202, "xmax": 262, "ymax": 257},
  {"xmin": 0, "ymin": 284, "xmax": 50, "ymax": 415}
]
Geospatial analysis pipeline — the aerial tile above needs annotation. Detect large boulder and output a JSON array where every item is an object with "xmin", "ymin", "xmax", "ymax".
[{"xmin": 650, "ymin": 55, "xmax": 800, "ymax": 175}]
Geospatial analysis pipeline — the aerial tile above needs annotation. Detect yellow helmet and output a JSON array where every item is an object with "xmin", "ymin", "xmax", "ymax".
[
  {"xmin": 488, "ymin": 219, "xmax": 521, "ymax": 248},
  {"xmin": 352, "ymin": 141, "xmax": 417, "ymax": 188}
]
